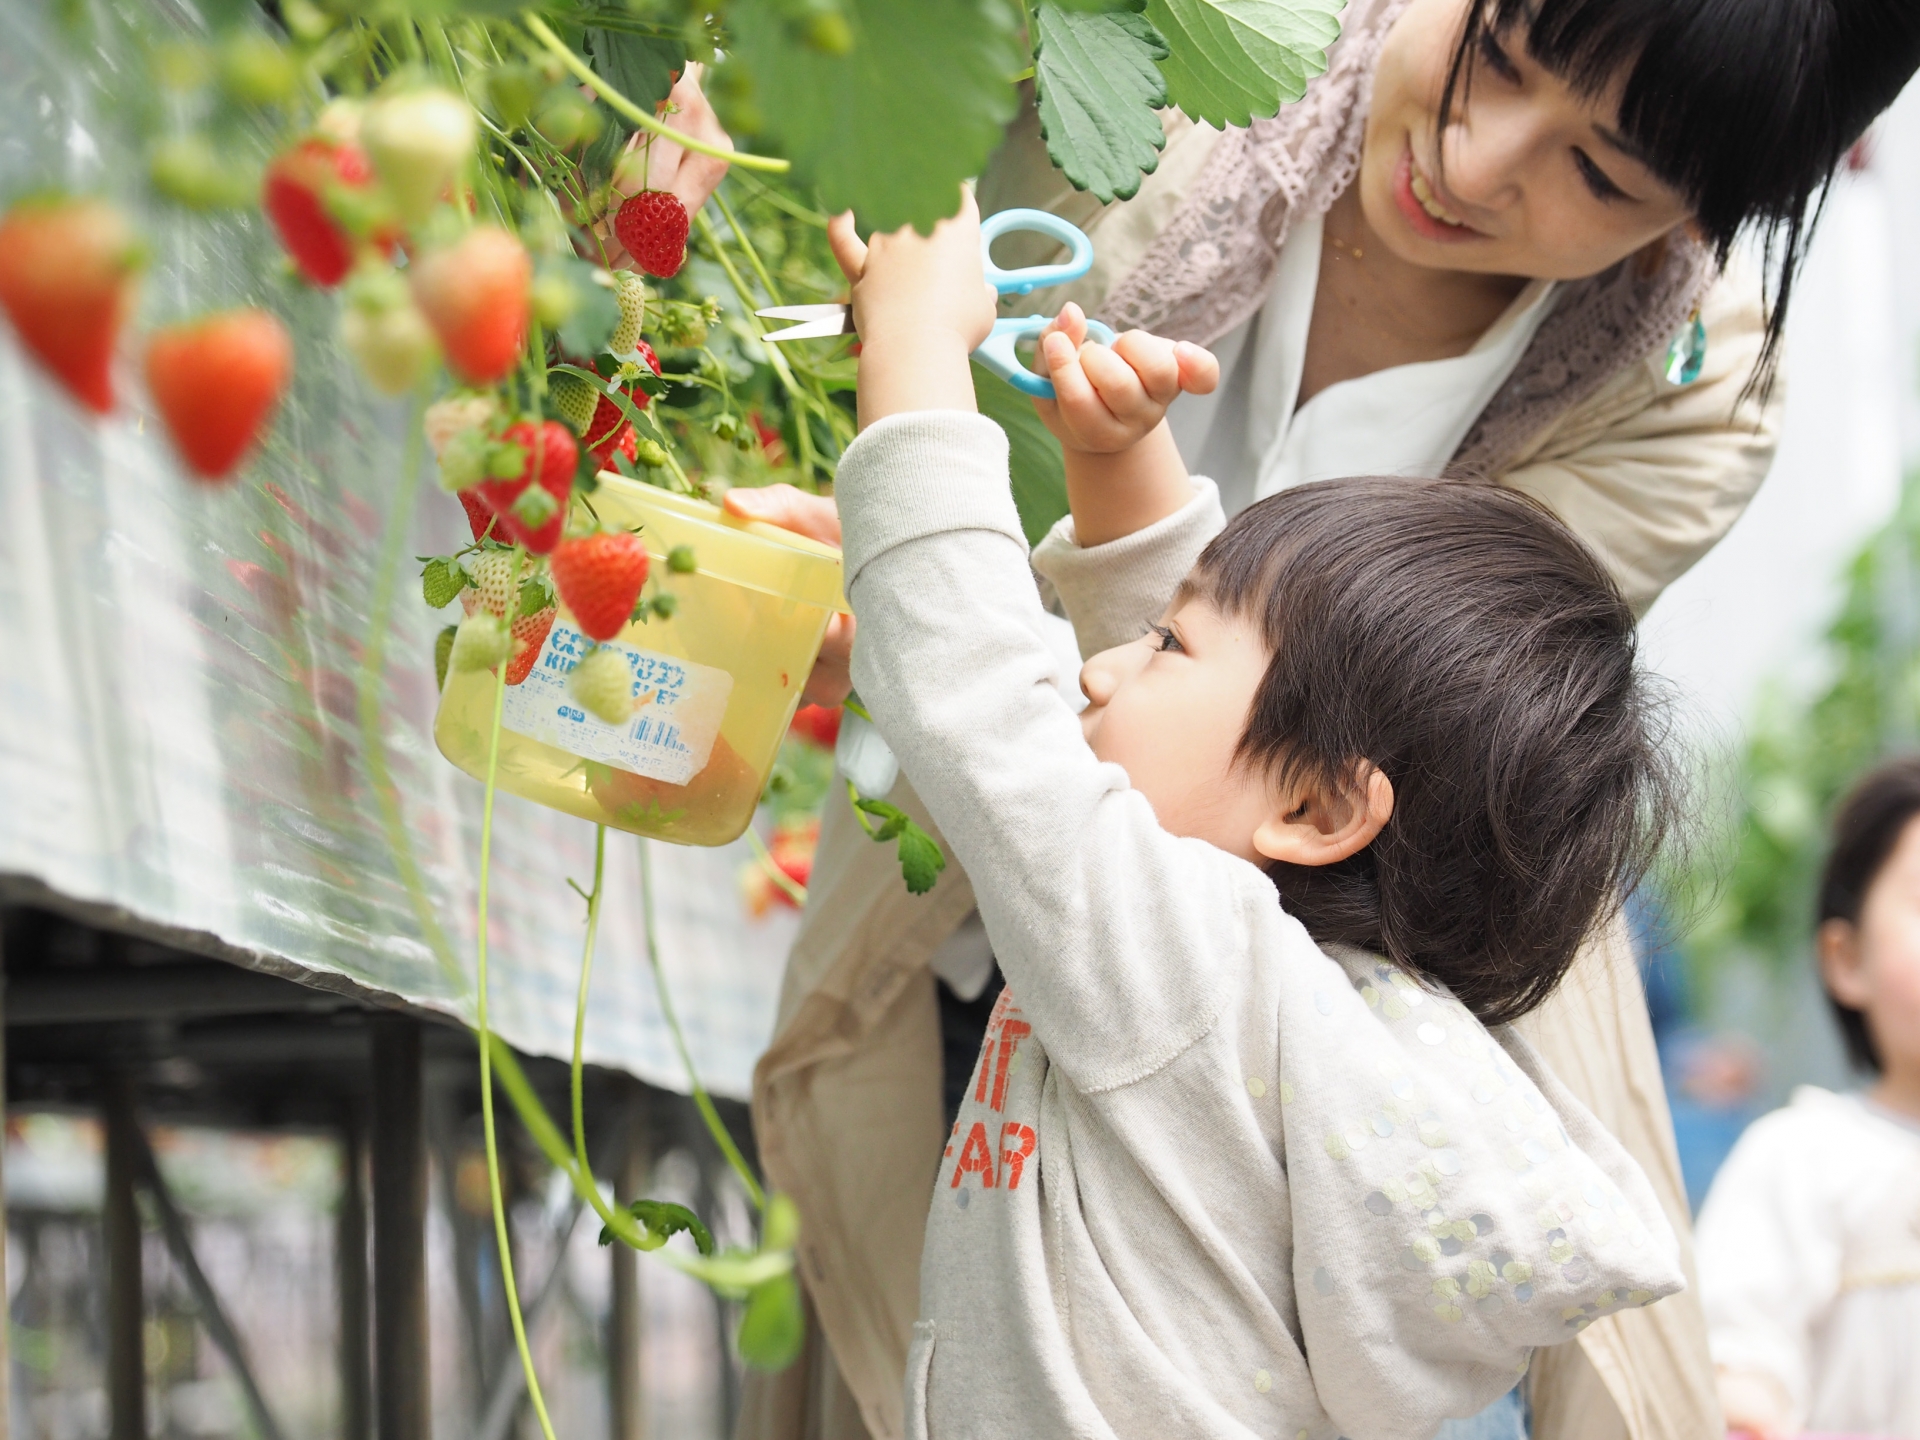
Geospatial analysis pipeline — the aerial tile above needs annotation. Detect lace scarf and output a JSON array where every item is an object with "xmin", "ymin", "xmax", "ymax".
[{"xmin": 1100, "ymin": 0, "xmax": 1716, "ymax": 476}]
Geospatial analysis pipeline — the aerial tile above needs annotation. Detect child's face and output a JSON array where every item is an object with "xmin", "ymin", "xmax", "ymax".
[
  {"xmin": 1076, "ymin": 596, "xmax": 1287, "ymax": 865},
  {"xmin": 1821, "ymin": 814, "xmax": 1920, "ymax": 1081}
]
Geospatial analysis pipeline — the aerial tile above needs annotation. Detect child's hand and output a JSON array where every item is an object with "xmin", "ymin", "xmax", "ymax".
[
  {"xmin": 828, "ymin": 187, "xmax": 997, "ymax": 428},
  {"xmin": 1031, "ymin": 304, "xmax": 1219, "ymax": 455}
]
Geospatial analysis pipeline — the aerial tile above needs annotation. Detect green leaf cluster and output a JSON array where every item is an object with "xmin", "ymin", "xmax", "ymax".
[
  {"xmin": 598, "ymin": 1197, "xmax": 716, "ymax": 1253},
  {"xmin": 853, "ymin": 794, "xmax": 948, "ymax": 894},
  {"xmin": 1669, "ymin": 469, "xmax": 1920, "ymax": 997}
]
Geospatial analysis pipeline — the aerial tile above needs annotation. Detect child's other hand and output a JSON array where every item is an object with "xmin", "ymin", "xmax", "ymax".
[
  {"xmin": 828, "ymin": 187, "xmax": 996, "ymax": 427},
  {"xmin": 1032, "ymin": 304, "xmax": 1218, "ymax": 455}
]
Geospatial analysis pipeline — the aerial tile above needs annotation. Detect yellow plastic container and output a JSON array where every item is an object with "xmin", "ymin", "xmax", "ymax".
[{"xmin": 434, "ymin": 476, "xmax": 847, "ymax": 846}]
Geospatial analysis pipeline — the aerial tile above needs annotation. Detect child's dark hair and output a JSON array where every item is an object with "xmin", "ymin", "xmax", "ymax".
[
  {"xmin": 1815, "ymin": 756, "xmax": 1920, "ymax": 1072},
  {"xmin": 1442, "ymin": 0, "xmax": 1920, "ymax": 382},
  {"xmin": 1189, "ymin": 477, "xmax": 1677, "ymax": 1026}
]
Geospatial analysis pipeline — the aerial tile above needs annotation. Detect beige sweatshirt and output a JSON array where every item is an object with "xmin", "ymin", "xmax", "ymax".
[{"xmin": 835, "ymin": 412, "xmax": 1685, "ymax": 1440}]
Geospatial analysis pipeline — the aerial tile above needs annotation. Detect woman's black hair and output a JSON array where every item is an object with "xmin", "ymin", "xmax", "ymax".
[
  {"xmin": 1815, "ymin": 755, "xmax": 1920, "ymax": 1072},
  {"xmin": 1188, "ymin": 476, "xmax": 1678, "ymax": 1026},
  {"xmin": 1442, "ymin": 0, "xmax": 1920, "ymax": 381}
]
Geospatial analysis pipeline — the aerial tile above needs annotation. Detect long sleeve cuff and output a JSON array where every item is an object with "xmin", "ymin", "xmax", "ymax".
[{"xmin": 1030, "ymin": 476, "xmax": 1227, "ymax": 659}]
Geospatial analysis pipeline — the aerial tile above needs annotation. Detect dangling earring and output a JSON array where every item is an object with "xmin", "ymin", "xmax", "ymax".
[{"xmin": 1665, "ymin": 307, "xmax": 1705, "ymax": 386}]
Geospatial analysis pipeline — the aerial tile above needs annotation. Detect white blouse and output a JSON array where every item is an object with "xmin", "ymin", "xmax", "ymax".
[
  {"xmin": 1695, "ymin": 1086, "xmax": 1920, "ymax": 1438},
  {"xmin": 1167, "ymin": 213, "xmax": 1560, "ymax": 517}
]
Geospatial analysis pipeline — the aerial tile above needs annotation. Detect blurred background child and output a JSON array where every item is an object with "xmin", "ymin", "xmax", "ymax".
[{"xmin": 1695, "ymin": 755, "xmax": 1920, "ymax": 1439}]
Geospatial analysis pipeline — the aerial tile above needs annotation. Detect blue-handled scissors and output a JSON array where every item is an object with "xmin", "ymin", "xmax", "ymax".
[{"xmin": 755, "ymin": 208, "xmax": 1117, "ymax": 400}]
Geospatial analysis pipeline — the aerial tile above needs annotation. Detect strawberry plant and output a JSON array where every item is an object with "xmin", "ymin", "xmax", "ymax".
[{"xmin": 9, "ymin": 0, "xmax": 1342, "ymax": 1405}]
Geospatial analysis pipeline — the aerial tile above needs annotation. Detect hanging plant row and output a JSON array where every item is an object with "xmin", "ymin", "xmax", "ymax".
[{"xmin": 0, "ymin": 0, "xmax": 1343, "ymax": 1406}]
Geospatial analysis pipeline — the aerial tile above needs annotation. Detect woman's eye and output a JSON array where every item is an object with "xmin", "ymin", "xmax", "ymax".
[
  {"xmin": 1476, "ymin": 29, "xmax": 1522, "ymax": 83},
  {"xmin": 1149, "ymin": 624, "xmax": 1183, "ymax": 653},
  {"xmin": 1573, "ymin": 147, "xmax": 1628, "ymax": 202}
]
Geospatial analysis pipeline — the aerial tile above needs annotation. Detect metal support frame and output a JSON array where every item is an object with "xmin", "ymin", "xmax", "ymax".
[
  {"xmin": 100, "ymin": 1070, "xmax": 145, "ymax": 1440},
  {"xmin": 370, "ymin": 1016, "xmax": 430, "ymax": 1440},
  {"xmin": 339, "ymin": 1110, "xmax": 372, "ymax": 1440},
  {"xmin": 130, "ymin": 1125, "xmax": 286, "ymax": 1440}
]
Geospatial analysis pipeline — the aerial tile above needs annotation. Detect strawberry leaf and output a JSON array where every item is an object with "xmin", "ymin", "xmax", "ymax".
[
  {"xmin": 516, "ymin": 577, "xmax": 553, "ymax": 618},
  {"xmin": 552, "ymin": 258, "xmax": 622, "ymax": 359},
  {"xmin": 422, "ymin": 556, "xmax": 468, "ymax": 610},
  {"xmin": 1146, "ymin": 0, "xmax": 1344, "ymax": 126},
  {"xmin": 598, "ymin": 1198, "xmax": 715, "ymax": 1255},
  {"xmin": 897, "ymin": 821, "xmax": 947, "ymax": 895},
  {"xmin": 972, "ymin": 361, "xmax": 1067, "ymax": 546},
  {"xmin": 736, "ymin": 1272, "xmax": 805, "ymax": 1371},
  {"xmin": 1033, "ymin": 3, "xmax": 1170, "ymax": 202},
  {"xmin": 724, "ymin": 0, "xmax": 1026, "ymax": 233},
  {"xmin": 583, "ymin": 28, "xmax": 684, "ymax": 114}
]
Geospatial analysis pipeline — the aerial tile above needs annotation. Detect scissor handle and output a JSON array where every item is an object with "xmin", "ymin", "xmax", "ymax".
[
  {"xmin": 980, "ymin": 208, "xmax": 1096, "ymax": 296},
  {"xmin": 974, "ymin": 315, "xmax": 1119, "ymax": 399}
]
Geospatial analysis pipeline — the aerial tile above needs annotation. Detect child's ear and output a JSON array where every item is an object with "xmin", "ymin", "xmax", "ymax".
[
  {"xmin": 1252, "ymin": 764, "xmax": 1393, "ymax": 868},
  {"xmin": 1818, "ymin": 917, "xmax": 1872, "ymax": 1008}
]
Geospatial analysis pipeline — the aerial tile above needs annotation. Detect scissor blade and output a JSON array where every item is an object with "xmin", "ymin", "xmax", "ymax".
[{"xmin": 755, "ymin": 304, "xmax": 855, "ymax": 342}]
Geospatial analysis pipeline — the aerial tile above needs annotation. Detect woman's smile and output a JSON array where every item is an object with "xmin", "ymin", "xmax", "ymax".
[{"xmin": 1394, "ymin": 143, "xmax": 1483, "ymax": 242}]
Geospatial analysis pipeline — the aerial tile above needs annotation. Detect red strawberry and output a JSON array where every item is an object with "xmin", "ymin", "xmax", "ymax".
[
  {"xmin": 458, "ymin": 488, "xmax": 501, "ymax": 544},
  {"xmin": 410, "ymin": 226, "xmax": 530, "ymax": 385},
  {"xmin": 549, "ymin": 529, "xmax": 649, "ymax": 642},
  {"xmin": 613, "ymin": 191, "xmax": 689, "ymax": 279},
  {"xmin": 146, "ymin": 309, "xmax": 294, "ymax": 482},
  {"xmin": 504, "ymin": 605, "xmax": 555, "ymax": 685},
  {"xmin": 592, "ymin": 423, "xmax": 638, "ymax": 472},
  {"xmin": 788, "ymin": 704, "xmax": 842, "ymax": 750},
  {"xmin": 0, "ymin": 197, "xmax": 143, "ymax": 414},
  {"xmin": 475, "ymin": 419, "xmax": 576, "ymax": 554},
  {"xmin": 262, "ymin": 139, "xmax": 391, "ymax": 287}
]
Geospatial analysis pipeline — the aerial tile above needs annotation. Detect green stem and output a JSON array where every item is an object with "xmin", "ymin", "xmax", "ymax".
[
  {"xmin": 524, "ymin": 16, "xmax": 790, "ymax": 172},
  {"xmin": 475, "ymin": 550, "xmax": 561, "ymax": 1440},
  {"xmin": 355, "ymin": 394, "xmax": 469, "ymax": 994},
  {"xmin": 745, "ymin": 823, "xmax": 808, "ymax": 907},
  {"xmin": 569, "ymin": 826, "xmax": 624, "ymax": 1234},
  {"xmin": 637, "ymin": 842, "xmax": 766, "ymax": 1209},
  {"xmin": 694, "ymin": 210, "xmax": 820, "ymax": 480},
  {"xmin": 846, "ymin": 776, "xmax": 882, "ymax": 839}
]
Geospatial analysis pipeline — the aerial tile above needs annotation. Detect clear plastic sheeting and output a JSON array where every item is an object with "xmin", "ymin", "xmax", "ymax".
[{"xmin": 0, "ymin": 5, "xmax": 796, "ymax": 1099}]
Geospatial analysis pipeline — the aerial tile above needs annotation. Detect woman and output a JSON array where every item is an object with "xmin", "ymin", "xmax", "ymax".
[{"xmin": 713, "ymin": 1, "xmax": 1920, "ymax": 1437}]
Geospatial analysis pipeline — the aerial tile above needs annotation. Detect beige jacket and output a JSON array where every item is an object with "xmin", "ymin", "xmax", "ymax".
[{"xmin": 743, "ymin": 100, "xmax": 1780, "ymax": 1440}]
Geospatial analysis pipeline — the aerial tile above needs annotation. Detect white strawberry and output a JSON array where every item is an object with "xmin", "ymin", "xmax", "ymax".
[
  {"xmin": 568, "ymin": 644, "xmax": 635, "ymax": 725},
  {"xmin": 549, "ymin": 371, "xmax": 597, "ymax": 435},
  {"xmin": 424, "ymin": 394, "xmax": 498, "ymax": 460},
  {"xmin": 362, "ymin": 86, "xmax": 476, "ymax": 226},
  {"xmin": 609, "ymin": 269, "xmax": 646, "ymax": 363},
  {"xmin": 462, "ymin": 548, "xmax": 518, "ymax": 619},
  {"xmin": 450, "ymin": 612, "xmax": 512, "ymax": 672}
]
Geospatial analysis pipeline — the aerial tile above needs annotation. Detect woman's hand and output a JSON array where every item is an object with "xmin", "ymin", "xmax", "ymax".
[
  {"xmin": 1032, "ymin": 303, "xmax": 1218, "ymax": 455},
  {"xmin": 723, "ymin": 485, "xmax": 854, "ymax": 708},
  {"xmin": 828, "ymin": 188, "xmax": 998, "ymax": 429},
  {"xmin": 600, "ymin": 63, "xmax": 732, "ymax": 270}
]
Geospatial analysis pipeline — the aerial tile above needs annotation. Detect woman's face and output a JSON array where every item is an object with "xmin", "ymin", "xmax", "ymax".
[{"xmin": 1361, "ymin": 0, "xmax": 1692, "ymax": 280}]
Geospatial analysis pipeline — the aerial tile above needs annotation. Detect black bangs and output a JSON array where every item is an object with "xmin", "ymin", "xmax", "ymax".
[{"xmin": 1445, "ymin": 0, "xmax": 1920, "ymax": 376}]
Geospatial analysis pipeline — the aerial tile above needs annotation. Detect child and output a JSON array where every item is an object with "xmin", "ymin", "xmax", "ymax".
[
  {"xmin": 1697, "ymin": 757, "xmax": 1920, "ymax": 1440},
  {"xmin": 828, "ymin": 191, "xmax": 1686, "ymax": 1440}
]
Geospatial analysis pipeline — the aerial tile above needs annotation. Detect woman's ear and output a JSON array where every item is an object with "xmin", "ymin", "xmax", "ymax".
[
  {"xmin": 1818, "ymin": 917, "xmax": 1872, "ymax": 1009},
  {"xmin": 1252, "ymin": 764, "xmax": 1394, "ymax": 868}
]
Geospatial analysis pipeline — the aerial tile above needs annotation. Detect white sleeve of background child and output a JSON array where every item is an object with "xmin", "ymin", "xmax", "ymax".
[
  {"xmin": 835, "ymin": 412, "xmax": 1277, "ymax": 1093},
  {"xmin": 1029, "ymin": 477, "xmax": 1226, "ymax": 659},
  {"xmin": 1694, "ymin": 1097, "xmax": 1847, "ymax": 1428},
  {"xmin": 1271, "ymin": 949, "xmax": 1687, "ymax": 1434}
]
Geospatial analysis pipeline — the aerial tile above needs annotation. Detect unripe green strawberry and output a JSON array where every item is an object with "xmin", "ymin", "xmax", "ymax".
[
  {"xmin": 568, "ymin": 644, "xmax": 635, "ymax": 725},
  {"xmin": 451, "ymin": 611, "xmax": 512, "ymax": 672},
  {"xmin": 341, "ymin": 265, "xmax": 437, "ymax": 394},
  {"xmin": 549, "ymin": 371, "xmax": 597, "ymax": 435},
  {"xmin": 462, "ymin": 548, "xmax": 519, "ymax": 619},
  {"xmin": 424, "ymin": 394, "xmax": 498, "ymax": 459},
  {"xmin": 362, "ymin": 86, "xmax": 475, "ymax": 226},
  {"xmin": 609, "ymin": 269, "xmax": 646, "ymax": 361}
]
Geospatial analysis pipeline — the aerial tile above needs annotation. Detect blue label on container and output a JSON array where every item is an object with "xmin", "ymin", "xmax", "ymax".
[{"xmin": 500, "ymin": 622, "xmax": 734, "ymax": 786}]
